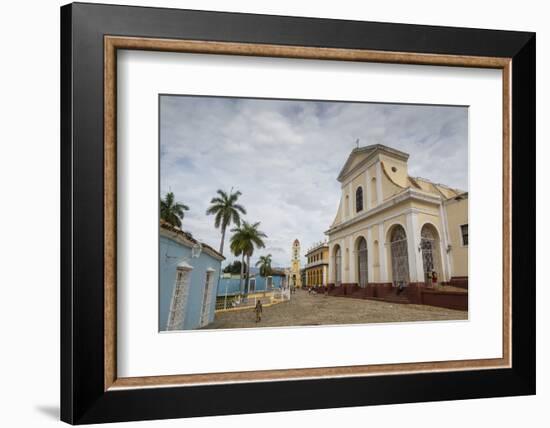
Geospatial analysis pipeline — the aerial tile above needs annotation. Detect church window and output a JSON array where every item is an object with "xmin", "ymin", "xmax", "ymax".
[
  {"xmin": 460, "ymin": 224, "xmax": 468, "ymax": 246},
  {"xmin": 356, "ymin": 187, "xmax": 363, "ymax": 213}
]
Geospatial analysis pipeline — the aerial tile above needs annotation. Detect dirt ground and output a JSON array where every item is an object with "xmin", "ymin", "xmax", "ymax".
[{"xmin": 204, "ymin": 289, "xmax": 467, "ymax": 330}]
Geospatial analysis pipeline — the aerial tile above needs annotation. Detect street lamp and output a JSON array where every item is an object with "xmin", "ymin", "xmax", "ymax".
[{"xmin": 165, "ymin": 242, "xmax": 203, "ymax": 265}]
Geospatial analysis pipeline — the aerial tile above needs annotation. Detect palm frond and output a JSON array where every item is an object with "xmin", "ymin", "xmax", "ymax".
[
  {"xmin": 232, "ymin": 203, "xmax": 246, "ymax": 215},
  {"xmin": 216, "ymin": 189, "xmax": 228, "ymax": 200},
  {"xmin": 160, "ymin": 192, "xmax": 187, "ymax": 227},
  {"xmin": 231, "ymin": 210, "xmax": 241, "ymax": 227},
  {"xmin": 205, "ymin": 206, "xmax": 218, "ymax": 215},
  {"xmin": 209, "ymin": 197, "xmax": 224, "ymax": 205},
  {"xmin": 228, "ymin": 190, "xmax": 242, "ymax": 203},
  {"xmin": 175, "ymin": 203, "xmax": 189, "ymax": 211}
]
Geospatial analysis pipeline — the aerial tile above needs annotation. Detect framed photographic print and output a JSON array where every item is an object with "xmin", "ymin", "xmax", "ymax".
[{"xmin": 60, "ymin": 2, "xmax": 535, "ymax": 424}]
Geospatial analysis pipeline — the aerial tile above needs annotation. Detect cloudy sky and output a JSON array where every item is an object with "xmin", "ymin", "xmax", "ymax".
[{"xmin": 160, "ymin": 95, "xmax": 468, "ymax": 268}]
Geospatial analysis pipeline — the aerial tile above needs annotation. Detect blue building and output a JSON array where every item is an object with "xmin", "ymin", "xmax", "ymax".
[
  {"xmin": 159, "ymin": 221, "xmax": 224, "ymax": 331},
  {"xmin": 217, "ymin": 269, "xmax": 287, "ymax": 297}
]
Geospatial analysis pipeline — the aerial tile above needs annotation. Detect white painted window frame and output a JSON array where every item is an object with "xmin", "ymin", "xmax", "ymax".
[
  {"xmin": 166, "ymin": 264, "xmax": 193, "ymax": 331},
  {"xmin": 199, "ymin": 268, "xmax": 215, "ymax": 327}
]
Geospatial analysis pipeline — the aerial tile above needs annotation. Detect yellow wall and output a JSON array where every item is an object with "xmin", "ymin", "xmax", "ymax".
[
  {"xmin": 380, "ymin": 163, "xmax": 405, "ymax": 201},
  {"xmin": 445, "ymin": 197, "xmax": 468, "ymax": 277},
  {"xmin": 367, "ymin": 163, "xmax": 378, "ymax": 207},
  {"xmin": 380, "ymin": 154, "xmax": 409, "ymax": 187},
  {"xmin": 305, "ymin": 246, "xmax": 328, "ymax": 286},
  {"xmin": 306, "ymin": 266, "xmax": 325, "ymax": 286},
  {"xmin": 344, "ymin": 192, "xmax": 350, "ymax": 218}
]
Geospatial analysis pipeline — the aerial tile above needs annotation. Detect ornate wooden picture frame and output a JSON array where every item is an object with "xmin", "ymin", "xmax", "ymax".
[{"xmin": 61, "ymin": 2, "xmax": 535, "ymax": 424}]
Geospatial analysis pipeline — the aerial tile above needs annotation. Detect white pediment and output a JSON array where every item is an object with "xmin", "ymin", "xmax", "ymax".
[{"xmin": 337, "ymin": 144, "xmax": 409, "ymax": 183}]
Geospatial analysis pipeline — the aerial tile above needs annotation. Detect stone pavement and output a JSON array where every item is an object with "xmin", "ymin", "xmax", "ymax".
[{"xmin": 204, "ymin": 288, "xmax": 467, "ymax": 329}]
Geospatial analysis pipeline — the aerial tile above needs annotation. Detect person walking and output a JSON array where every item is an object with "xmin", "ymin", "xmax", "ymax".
[
  {"xmin": 254, "ymin": 299, "xmax": 263, "ymax": 323},
  {"xmin": 431, "ymin": 270, "xmax": 438, "ymax": 287}
]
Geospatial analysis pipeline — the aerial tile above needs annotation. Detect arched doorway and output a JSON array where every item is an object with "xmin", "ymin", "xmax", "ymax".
[
  {"xmin": 420, "ymin": 224, "xmax": 442, "ymax": 286},
  {"xmin": 357, "ymin": 237, "xmax": 368, "ymax": 287},
  {"xmin": 390, "ymin": 225, "xmax": 409, "ymax": 287},
  {"xmin": 334, "ymin": 245, "xmax": 342, "ymax": 286}
]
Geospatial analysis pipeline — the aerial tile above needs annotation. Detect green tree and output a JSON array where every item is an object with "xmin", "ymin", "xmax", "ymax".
[
  {"xmin": 255, "ymin": 254, "xmax": 273, "ymax": 278},
  {"xmin": 223, "ymin": 260, "xmax": 247, "ymax": 275},
  {"xmin": 206, "ymin": 189, "xmax": 246, "ymax": 255},
  {"xmin": 160, "ymin": 192, "xmax": 189, "ymax": 228},
  {"xmin": 229, "ymin": 221, "xmax": 267, "ymax": 294}
]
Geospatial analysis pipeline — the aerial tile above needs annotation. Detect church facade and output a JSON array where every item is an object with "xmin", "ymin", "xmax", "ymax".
[{"xmin": 325, "ymin": 144, "xmax": 468, "ymax": 299}]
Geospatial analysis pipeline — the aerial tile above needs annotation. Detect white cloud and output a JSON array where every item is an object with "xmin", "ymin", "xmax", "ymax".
[{"xmin": 160, "ymin": 96, "xmax": 468, "ymax": 267}]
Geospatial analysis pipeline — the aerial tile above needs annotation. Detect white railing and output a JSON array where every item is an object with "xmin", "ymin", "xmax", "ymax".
[
  {"xmin": 215, "ymin": 288, "xmax": 291, "ymax": 312},
  {"xmin": 272, "ymin": 287, "xmax": 291, "ymax": 302}
]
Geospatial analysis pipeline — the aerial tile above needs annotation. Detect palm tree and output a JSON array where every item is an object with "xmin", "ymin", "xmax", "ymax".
[
  {"xmin": 229, "ymin": 221, "xmax": 267, "ymax": 294},
  {"xmin": 255, "ymin": 254, "xmax": 273, "ymax": 278},
  {"xmin": 206, "ymin": 189, "xmax": 246, "ymax": 255},
  {"xmin": 229, "ymin": 238, "xmax": 249, "ymax": 295},
  {"xmin": 160, "ymin": 192, "xmax": 189, "ymax": 228}
]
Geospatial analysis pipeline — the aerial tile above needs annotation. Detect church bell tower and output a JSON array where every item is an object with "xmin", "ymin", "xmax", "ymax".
[{"xmin": 290, "ymin": 239, "xmax": 302, "ymax": 288}]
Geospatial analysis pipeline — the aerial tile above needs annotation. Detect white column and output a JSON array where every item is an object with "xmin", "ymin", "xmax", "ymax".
[
  {"xmin": 406, "ymin": 211, "xmax": 424, "ymax": 283},
  {"xmin": 378, "ymin": 223, "xmax": 388, "ymax": 282},
  {"xmin": 322, "ymin": 265, "xmax": 327, "ymax": 285},
  {"xmin": 347, "ymin": 182, "xmax": 353, "ymax": 219},
  {"xmin": 327, "ymin": 242, "xmax": 341, "ymax": 283},
  {"xmin": 365, "ymin": 169, "xmax": 372, "ymax": 211},
  {"xmin": 375, "ymin": 161, "xmax": 383, "ymax": 205},
  {"xmin": 366, "ymin": 227, "xmax": 374, "ymax": 282},
  {"xmin": 348, "ymin": 236, "xmax": 355, "ymax": 283},
  {"xmin": 438, "ymin": 239, "xmax": 448, "ymax": 283},
  {"xmin": 327, "ymin": 248, "xmax": 334, "ymax": 283},
  {"xmin": 439, "ymin": 202, "xmax": 453, "ymax": 280}
]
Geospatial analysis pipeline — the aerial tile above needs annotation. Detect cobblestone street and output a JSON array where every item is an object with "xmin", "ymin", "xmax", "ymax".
[{"xmin": 204, "ymin": 289, "xmax": 467, "ymax": 329}]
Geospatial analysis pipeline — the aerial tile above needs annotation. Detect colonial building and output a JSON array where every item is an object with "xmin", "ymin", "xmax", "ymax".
[
  {"xmin": 159, "ymin": 220, "xmax": 224, "ymax": 331},
  {"xmin": 304, "ymin": 241, "xmax": 329, "ymax": 287},
  {"xmin": 289, "ymin": 239, "xmax": 303, "ymax": 288},
  {"xmin": 326, "ymin": 144, "xmax": 468, "ymax": 298}
]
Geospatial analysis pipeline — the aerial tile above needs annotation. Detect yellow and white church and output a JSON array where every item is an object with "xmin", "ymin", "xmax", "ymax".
[{"xmin": 326, "ymin": 144, "xmax": 468, "ymax": 300}]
